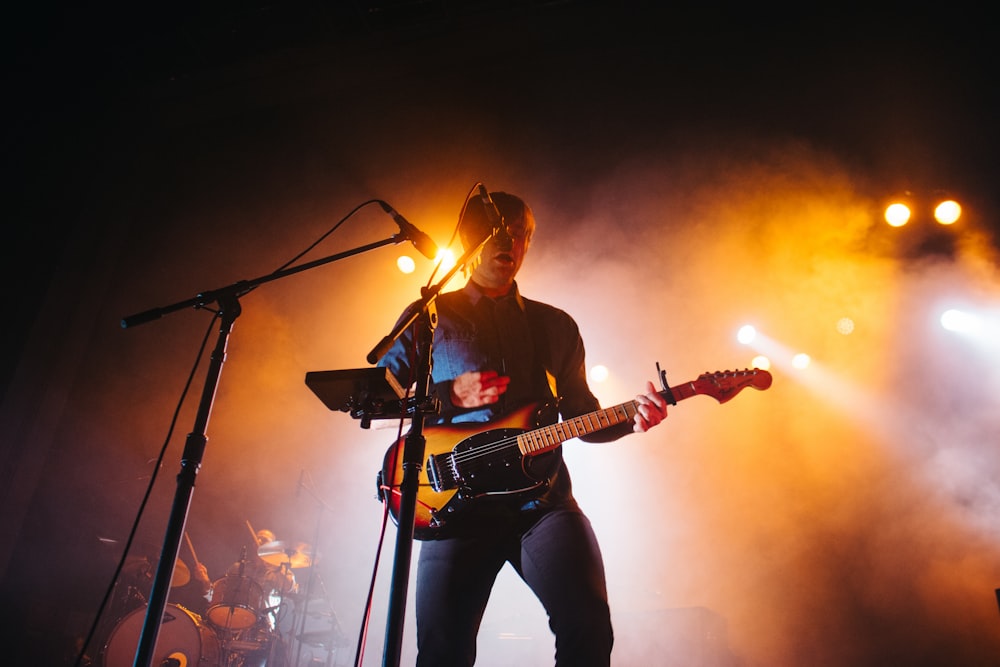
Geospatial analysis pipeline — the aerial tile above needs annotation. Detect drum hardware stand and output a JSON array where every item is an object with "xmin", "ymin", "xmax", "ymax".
[
  {"xmin": 307, "ymin": 223, "xmax": 497, "ymax": 667},
  {"xmin": 293, "ymin": 470, "xmax": 337, "ymax": 667},
  {"xmin": 121, "ymin": 231, "xmax": 418, "ymax": 667}
]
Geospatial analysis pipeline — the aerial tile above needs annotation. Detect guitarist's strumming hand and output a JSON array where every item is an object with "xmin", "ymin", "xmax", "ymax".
[
  {"xmin": 451, "ymin": 370, "xmax": 512, "ymax": 408},
  {"xmin": 633, "ymin": 380, "xmax": 668, "ymax": 433}
]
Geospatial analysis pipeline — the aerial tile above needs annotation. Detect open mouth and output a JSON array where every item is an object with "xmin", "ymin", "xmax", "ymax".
[{"xmin": 493, "ymin": 252, "xmax": 514, "ymax": 265}]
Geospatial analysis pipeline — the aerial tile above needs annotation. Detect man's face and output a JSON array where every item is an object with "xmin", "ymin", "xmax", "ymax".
[{"xmin": 470, "ymin": 211, "xmax": 534, "ymax": 293}]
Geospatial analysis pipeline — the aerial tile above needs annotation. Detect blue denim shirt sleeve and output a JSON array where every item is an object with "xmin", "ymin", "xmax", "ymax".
[{"xmin": 377, "ymin": 287, "xmax": 496, "ymax": 424}]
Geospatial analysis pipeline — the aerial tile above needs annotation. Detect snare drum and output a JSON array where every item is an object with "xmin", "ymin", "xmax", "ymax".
[
  {"xmin": 102, "ymin": 603, "xmax": 218, "ymax": 667},
  {"xmin": 207, "ymin": 575, "xmax": 265, "ymax": 630}
]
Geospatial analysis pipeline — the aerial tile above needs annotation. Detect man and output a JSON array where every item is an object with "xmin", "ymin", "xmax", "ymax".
[
  {"xmin": 209, "ymin": 529, "xmax": 296, "ymax": 632},
  {"xmin": 224, "ymin": 529, "xmax": 298, "ymax": 601},
  {"xmin": 378, "ymin": 190, "xmax": 668, "ymax": 666}
]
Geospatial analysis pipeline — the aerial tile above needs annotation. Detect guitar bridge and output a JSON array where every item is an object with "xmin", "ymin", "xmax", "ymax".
[{"xmin": 426, "ymin": 452, "xmax": 460, "ymax": 492}]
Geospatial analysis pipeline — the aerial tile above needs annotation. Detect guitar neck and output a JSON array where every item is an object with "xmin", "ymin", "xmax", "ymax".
[
  {"xmin": 517, "ymin": 387, "xmax": 685, "ymax": 456},
  {"xmin": 514, "ymin": 368, "xmax": 771, "ymax": 457}
]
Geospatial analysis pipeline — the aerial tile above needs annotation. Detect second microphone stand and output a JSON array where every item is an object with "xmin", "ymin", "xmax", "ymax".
[
  {"xmin": 365, "ymin": 232, "xmax": 496, "ymax": 667},
  {"xmin": 123, "ymin": 233, "xmax": 412, "ymax": 667}
]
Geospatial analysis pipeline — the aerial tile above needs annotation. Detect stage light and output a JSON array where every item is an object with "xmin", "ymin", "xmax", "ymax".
[
  {"xmin": 836, "ymin": 317, "xmax": 855, "ymax": 335},
  {"xmin": 940, "ymin": 309, "xmax": 982, "ymax": 334},
  {"xmin": 396, "ymin": 255, "xmax": 416, "ymax": 274},
  {"xmin": 751, "ymin": 355, "xmax": 771, "ymax": 371},
  {"xmin": 737, "ymin": 325, "xmax": 757, "ymax": 345},
  {"xmin": 883, "ymin": 191, "xmax": 964, "ymax": 229},
  {"xmin": 589, "ymin": 365, "xmax": 609, "ymax": 383},
  {"xmin": 792, "ymin": 353, "xmax": 811, "ymax": 369},
  {"xmin": 884, "ymin": 202, "xmax": 911, "ymax": 227},
  {"xmin": 436, "ymin": 248, "xmax": 457, "ymax": 274},
  {"xmin": 933, "ymin": 200, "xmax": 961, "ymax": 225}
]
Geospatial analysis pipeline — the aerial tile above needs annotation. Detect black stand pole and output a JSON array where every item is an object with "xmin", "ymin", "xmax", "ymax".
[
  {"xmin": 365, "ymin": 233, "xmax": 494, "ymax": 667},
  {"xmin": 123, "ymin": 233, "xmax": 410, "ymax": 667},
  {"xmin": 381, "ymin": 298, "xmax": 435, "ymax": 667},
  {"xmin": 133, "ymin": 294, "xmax": 240, "ymax": 666}
]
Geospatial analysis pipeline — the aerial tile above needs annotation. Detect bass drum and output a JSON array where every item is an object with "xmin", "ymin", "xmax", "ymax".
[{"xmin": 102, "ymin": 603, "xmax": 219, "ymax": 667}]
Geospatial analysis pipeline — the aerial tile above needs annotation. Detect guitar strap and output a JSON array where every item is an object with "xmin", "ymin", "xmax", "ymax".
[{"xmin": 524, "ymin": 299, "xmax": 559, "ymax": 401}]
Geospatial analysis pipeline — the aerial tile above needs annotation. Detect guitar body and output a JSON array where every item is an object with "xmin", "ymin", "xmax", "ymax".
[{"xmin": 380, "ymin": 402, "xmax": 558, "ymax": 540}]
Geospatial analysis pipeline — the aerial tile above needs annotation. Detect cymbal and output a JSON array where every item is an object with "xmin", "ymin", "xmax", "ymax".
[
  {"xmin": 257, "ymin": 540, "xmax": 314, "ymax": 569},
  {"xmin": 122, "ymin": 556, "xmax": 152, "ymax": 580},
  {"xmin": 171, "ymin": 558, "xmax": 190, "ymax": 587}
]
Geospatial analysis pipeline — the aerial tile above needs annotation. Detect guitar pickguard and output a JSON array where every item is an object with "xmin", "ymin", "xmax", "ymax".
[{"xmin": 427, "ymin": 427, "xmax": 557, "ymax": 495}]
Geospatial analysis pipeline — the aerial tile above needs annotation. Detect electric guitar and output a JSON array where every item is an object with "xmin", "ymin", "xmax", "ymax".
[{"xmin": 379, "ymin": 368, "xmax": 772, "ymax": 540}]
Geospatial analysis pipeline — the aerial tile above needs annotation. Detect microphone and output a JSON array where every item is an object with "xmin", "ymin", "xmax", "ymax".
[
  {"xmin": 379, "ymin": 200, "xmax": 438, "ymax": 260},
  {"xmin": 477, "ymin": 185, "xmax": 512, "ymax": 252}
]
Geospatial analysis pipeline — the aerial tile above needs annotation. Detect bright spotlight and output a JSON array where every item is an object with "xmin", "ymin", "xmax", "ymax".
[
  {"xmin": 436, "ymin": 248, "xmax": 457, "ymax": 274},
  {"xmin": 792, "ymin": 353, "xmax": 811, "ymax": 369},
  {"xmin": 751, "ymin": 355, "xmax": 771, "ymax": 371},
  {"xmin": 589, "ymin": 365, "xmax": 609, "ymax": 383},
  {"xmin": 884, "ymin": 202, "xmax": 911, "ymax": 227},
  {"xmin": 940, "ymin": 309, "xmax": 982, "ymax": 334},
  {"xmin": 396, "ymin": 255, "xmax": 416, "ymax": 274},
  {"xmin": 933, "ymin": 200, "xmax": 961, "ymax": 225},
  {"xmin": 737, "ymin": 325, "xmax": 757, "ymax": 345}
]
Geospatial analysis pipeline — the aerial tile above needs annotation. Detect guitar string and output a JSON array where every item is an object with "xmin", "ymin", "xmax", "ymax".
[
  {"xmin": 450, "ymin": 402, "xmax": 640, "ymax": 465},
  {"xmin": 449, "ymin": 378, "xmax": 751, "ymax": 462},
  {"xmin": 425, "ymin": 375, "xmax": 754, "ymax": 468},
  {"xmin": 425, "ymin": 375, "xmax": 760, "ymax": 487}
]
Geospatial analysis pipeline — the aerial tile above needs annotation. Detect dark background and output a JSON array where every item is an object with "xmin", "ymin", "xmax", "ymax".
[{"xmin": 3, "ymin": 2, "xmax": 999, "ymax": 665}]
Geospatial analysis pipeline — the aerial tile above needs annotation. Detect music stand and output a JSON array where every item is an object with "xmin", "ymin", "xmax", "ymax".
[{"xmin": 304, "ymin": 368, "xmax": 407, "ymax": 428}]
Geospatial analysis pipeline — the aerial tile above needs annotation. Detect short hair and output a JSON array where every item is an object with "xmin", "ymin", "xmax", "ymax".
[{"xmin": 459, "ymin": 191, "xmax": 535, "ymax": 249}]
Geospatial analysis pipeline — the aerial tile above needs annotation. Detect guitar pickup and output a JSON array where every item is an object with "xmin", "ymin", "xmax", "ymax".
[{"xmin": 426, "ymin": 452, "xmax": 460, "ymax": 492}]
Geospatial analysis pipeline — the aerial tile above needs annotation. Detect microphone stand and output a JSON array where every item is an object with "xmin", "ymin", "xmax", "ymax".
[
  {"xmin": 123, "ymin": 232, "xmax": 413, "ymax": 667},
  {"xmin": 365, "ymin": 235, "xmax": 494, "ymax": 667}
]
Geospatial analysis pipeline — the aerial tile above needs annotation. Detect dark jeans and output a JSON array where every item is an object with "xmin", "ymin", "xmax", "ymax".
[{"xmin": 414, "ymin": 508, "xmax": 612, "ymax": 667}]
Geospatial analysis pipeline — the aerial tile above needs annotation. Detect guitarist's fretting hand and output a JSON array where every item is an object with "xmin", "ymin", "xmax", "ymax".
[
  {"xmin": 633, "ymin": 380, "xmax": 669, "ymax": 433},
  {"xmin": 451, "ymin": 370, "xmax": 512, "ymax": 407}
]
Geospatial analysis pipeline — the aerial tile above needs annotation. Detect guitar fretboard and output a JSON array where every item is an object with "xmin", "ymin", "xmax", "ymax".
[
  {"xmin": 516, "ymin": 395, "xmax": 662, "ymax": 455},
  {"xmin": 513, "ymin": 372, "xmax": 760, "ymax": 457},
  {"xmin": 517, "ymin": 382, "xmax": 698, "ymax": 456}
]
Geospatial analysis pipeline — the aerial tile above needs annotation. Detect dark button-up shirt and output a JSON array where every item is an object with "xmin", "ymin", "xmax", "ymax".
[{"xmin": 378, "ymin": 280, "xmax": 628, "ymax": 533}]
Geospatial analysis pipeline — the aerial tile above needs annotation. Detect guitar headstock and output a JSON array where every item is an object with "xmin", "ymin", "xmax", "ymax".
[{"xmin": 694, "ymin": 368, "xmax": 773, "ymax": 404}]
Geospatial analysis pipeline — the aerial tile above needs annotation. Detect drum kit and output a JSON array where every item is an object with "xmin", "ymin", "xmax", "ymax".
[{"xmin": 101, "ymin": 531, "xmax": 346, "ymax": 667}]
